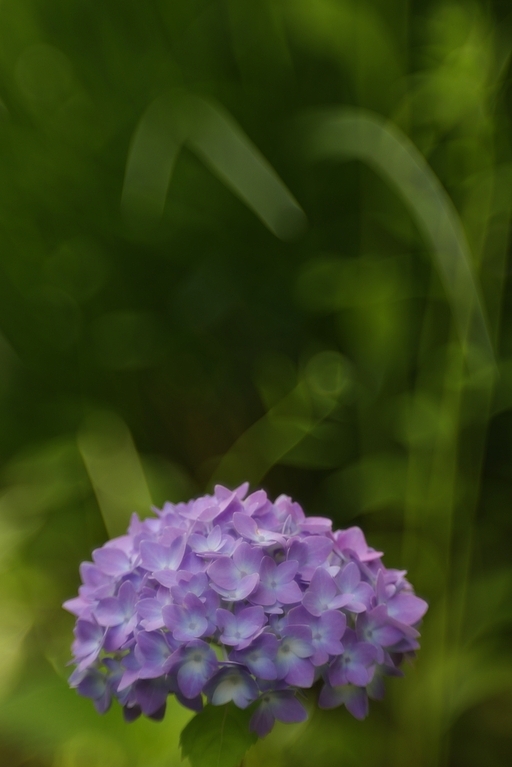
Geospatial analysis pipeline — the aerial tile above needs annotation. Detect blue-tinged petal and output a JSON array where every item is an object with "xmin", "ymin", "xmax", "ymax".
[
  {"xmin": 343, "ymin": 685, "xmax": 369, "ymax": 719},
  {"xmin": 284, "ymin": 657, "xmax": 315, "ymax": 687},
  {"xmin": 118, "ymin": 580, "xmax": 137, "ymax": 610},
  {"xmin": 72, "ymin": 621, "xmax": 105, "ymax": 670},
  {"xmin": 233, "ymin": 542, "xmax": 264, "ymax": 574},
  {"xmin": 334, "ymin": 527, "xmax": 383, "ymax": 562},
  {"xmin": 95, "ymin": 597, "xmax": 126, "ymax": 627},
  {"xmin": 275, "ymin": 560, "xmax": 299, "ymax": 584},
  {"xmin": 77, "ymin": 669, "xmax": 107, "ymax": 700},
  {"xmin": 135, "ymin": 630, "xmax": 173, "ymax": 672},
  {"xmin": 281, "ymin": 626, "xmax": 314, "ymax": 657},
  {"xmin": 210, "ymin": 572, "xmax": 259, "ymax": 601},
  {"xmin": 216, "ymin": 608, "xmax": 236, "ymax": 634},
  {"xmin": 92, "ymin": 548, "xmax": 132, "ymax": 576},
  {"xmin": 318, "ymin": 682, "xmax": 344, "ymax": 709},
  {"xmin": 177, "ymin": 661, "xmax": 209, "ymax": 698},
  {"xmin": 386, "ymin": 592, "xmax": 428, "ymax": 625},
  {"xmin": 302, "ymin": 568, "xmax": 338, "ymax": 616},
  {"xmin": 230, "ymin": 634, "xmax": 278, "ymax": 680},
  {"xmin": 123, "ymin": 704, "xmax": 142, "ymax": 722},
  {"xmin": 357, "ymin": 607, "xmax": 406, "ymax": 650},
  {"xmin": 232, "ymin": 513, "xmax": 286, "ymax": 545},
  {"xmin": 134, "ymin": 677, "xmax": 169, "ymax": 716},
  {"xmin": 137, "ymin": 597, "xmax": 167, "ymax": 631},
  {"xmin": 275, "ymin": 580, "xmax": 303, "ymax": 604},
  {"xmin": 207, "ymin": 557, "xmax": 239, "ymax": 589},
  {"xmin": 236, "ymin": 606, "xmax": 265, "ymax": 638},
  {"xmin": 205, "ymin": 668, "xmax": 259, "ymax": 708},
  {"xmin": 268, "ymin": 691, "xmax": 308, "ymax": 723},
  {"xmin": 336, "ymin": 562, "xmax": 360, "ymax": 592},
  {"xmin": 250, "ymin": 690, "xmax": 308, "ymax": 735},
  {"xmin": 249, "ymin": 704, "xmax": 275, "ymax": 737},
  {"xmin": 298, "ymin": 516, "xmax": 332, "ymax": 534},
  {"xmin": 176, "ymin": 642, "xmax": 218, "ymax": 699},
  {"xmin": 77, "ymin": 669, "xmax": 111, "ymax": 714},
  {"xmin": 140, "ymin": 537, "xmax": 185, "ymax": 572},
  {"xmin": 232, "ymin": 513, "xmax": 260, "ymax": 540}
]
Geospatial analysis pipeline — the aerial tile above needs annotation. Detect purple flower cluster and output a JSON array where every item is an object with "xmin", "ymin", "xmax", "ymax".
[{"xmin": 64, "ymin": 484, "xmax": 427, "ymax": 736}]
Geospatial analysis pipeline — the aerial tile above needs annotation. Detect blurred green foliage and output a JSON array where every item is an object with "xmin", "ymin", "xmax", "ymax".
[{"xmin": 0, "ymin": 0, "xmax": 511, "ymax": 765}]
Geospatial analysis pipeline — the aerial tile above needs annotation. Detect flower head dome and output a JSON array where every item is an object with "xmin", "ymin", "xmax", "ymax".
[{"xmin": 64, "ymin": 483, "xmax": 427, "ymax": 735}]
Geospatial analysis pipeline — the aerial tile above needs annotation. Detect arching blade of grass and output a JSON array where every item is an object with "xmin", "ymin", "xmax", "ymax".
[
  {"xmin": 77, "ymin": 411, "xmax": 153, "ymax": 538},
  {"xmin": 305, "ymin": 108, "xmax": 495, "ymax": 372},
  {"xmin": 185, "ymin": 96, "xmax": 307, "ymax": 240},
  {"xmin": 121, "ymin": 95, "xmax": 183, "ymax": 221},
  {"xmin": 210, "ymin": 351, "xmax": 350, "ymax": 488},
  {"xmin": 122, "ymin": 92, "xmax": 306, "ymax": 240},
  {"xmin": 209, "ymin": 390, "xmax": 319, "ymax": 489}
]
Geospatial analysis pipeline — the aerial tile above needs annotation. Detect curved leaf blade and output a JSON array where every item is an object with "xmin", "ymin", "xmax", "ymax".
[
  {"xmin": 210, "ymin": 351, "xmax": 350, "ymax": 487},
  {"xmin": 185, "ymin": 96, "xmax": 306, "ymax": 240},
  {"xmin": 121, "ymin": 95, "xmax": 183, "ymax": 221},
  {"xmin": 305, "ymin": 107, "xmax": 496, "ymax": 372},
  {"xmin": 77, "ymin": 411, "xmax": 152, "ymax": 538},
  {"xmin": 122, "ymin": 91, "xmax": 306, "ymax": 240}
]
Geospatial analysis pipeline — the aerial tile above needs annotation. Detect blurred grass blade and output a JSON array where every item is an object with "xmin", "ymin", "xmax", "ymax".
[
  {"xmin": 77, "ymin": 411, "xmax": 152, "ymax": 538},
  {"xmin": 122, "ymin": 92, "xmax": 306, "ymax": 239},
  {"xmin": 211, "ymin": 402, "xmax": 316, "ymax": 488},
  {"xmin": 305, "ymin": 108, "xmax": 495, "ymax": 371},
  {"xmin": 211, "ymin": 351, "xmax": 349, "ymax": 487},
  {"xmin": 121, "ymin": 95, "xmax": 183, "ymax": 221},
  {"xmin": 185, "ymin": 96, "xmax": 306, "ymax": 240}
]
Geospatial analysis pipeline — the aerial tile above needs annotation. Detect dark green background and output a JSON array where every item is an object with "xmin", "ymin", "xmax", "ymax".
[{"xmin": 0, "ymin": 1, "xmax": 511, "ymax": 765}]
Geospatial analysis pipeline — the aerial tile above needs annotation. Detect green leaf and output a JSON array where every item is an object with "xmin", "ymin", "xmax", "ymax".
[
  {"xmin": 122, "ymin": 91, "xmax": 307, "ymax": 240},
  {"xmin": 77, "ymin": 410, "xmax": 153, "ymax": 538},
  {"xmin": 305, "ymin": 107, "xmax": 496, "ymax": 374},
  {"xmin": 179, "ymin": 704, "xmax": 257, "ymax": 767},
  {"xmin": 185, "ymin": 96, "xmax": 307, "ymax": 240}
]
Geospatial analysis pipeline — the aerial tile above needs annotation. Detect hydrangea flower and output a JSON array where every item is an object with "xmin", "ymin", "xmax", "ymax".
[{"xmin": 64, "ymin": 483, "xmax": 427, "ymax": 735}]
